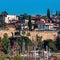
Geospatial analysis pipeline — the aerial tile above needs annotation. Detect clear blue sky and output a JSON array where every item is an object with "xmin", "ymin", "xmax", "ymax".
[{"xmin": 0, "ymin": 0, "xmax": 60, "ymax": 15}]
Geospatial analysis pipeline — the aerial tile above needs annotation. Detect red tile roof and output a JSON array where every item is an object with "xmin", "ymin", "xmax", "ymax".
[
  {"xmin": 4, "ymin": 24, "xmax": 15, "ymax": 28},
  {"xmin": 37, "ymin": 21, "xmax": 58, "ymax": 26},
  {"xmin": 37, "ymin": 21, "xmax": 45, "ymax": 24}
]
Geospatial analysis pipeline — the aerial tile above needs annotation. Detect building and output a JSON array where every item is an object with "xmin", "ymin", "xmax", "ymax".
[
  {"xmin": 4, "ymin": 24, "xmax": 16, "ymax": 30},
  {"xmin": 15, "ymin": 21, "xmax": 21, "ymax": 30},
  {"xmin": 5, "ymin": 15, "xmax": 18, "ymax": 23},
  {"xmin": 37, "ymin": 21, "xmax": 58, "ymax": 30}
]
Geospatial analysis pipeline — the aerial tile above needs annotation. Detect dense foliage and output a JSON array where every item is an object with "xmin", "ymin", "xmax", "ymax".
[
  {"xmin": 9, "ymin": 36, "xmax": 33, "ymax": 52},
  {"xmin": 43, "ymin": 39, "xmax": 57, "ymax": 51},
  {"xmin": 0, "ymin": 33, "xmax": 9, "ymax": 54},
  {"xmin": 13, "ymin": 55, "xmax": 23, "ymax": 60}
]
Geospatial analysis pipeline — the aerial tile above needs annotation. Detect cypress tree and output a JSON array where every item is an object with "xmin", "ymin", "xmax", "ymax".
[
  {"xmin": 47, "ymin": 9, "xmax": 50, "ymax": 19},
  {"xmin": 28, "ymin": 15, "xmax": 32, "ymax": 31}
]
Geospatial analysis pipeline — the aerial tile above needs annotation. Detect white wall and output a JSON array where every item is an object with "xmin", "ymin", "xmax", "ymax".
[{"xmin": 5, "ymin": 15, "xmax": 18, "ymax": 23}]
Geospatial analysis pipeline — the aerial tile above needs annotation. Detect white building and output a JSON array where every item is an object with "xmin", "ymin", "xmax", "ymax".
[
  {"xmin": 38, "ymin": 22, "xmax": 58, "ymax": 30},
  {"xmin": 5, "ymin": 15, "xmax": 18, "ymax": 23}
]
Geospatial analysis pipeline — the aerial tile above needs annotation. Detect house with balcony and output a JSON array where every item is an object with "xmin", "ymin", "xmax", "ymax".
[{"xmin": 37, "ymin": 21, "xmax": 58, "ymax": 31}]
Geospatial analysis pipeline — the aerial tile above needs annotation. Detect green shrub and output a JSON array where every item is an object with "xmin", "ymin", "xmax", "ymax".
[
  {"xmin": 13, "ymin": 55, "xmax": 23, "ymax": 60},
  {"xmin": 0, "ymin": 53, "xmax": 6, "ymax": 60},
  {"xmin": 26, "ymin": 32, "xmax": 31, "ymax": 36},
  {"xmin": 22, "ymin": 31, "xmax": 26, "ymax": 35}
]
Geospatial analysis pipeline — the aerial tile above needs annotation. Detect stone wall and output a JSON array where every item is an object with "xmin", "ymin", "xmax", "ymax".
[
  {"xmin": 0, "ymin": 30, "xmax": 15, "ymax": 38},
  {"xmin": 0, "ymin": 30, "xmax": 58, "ymax": 41},
  {"xmin": 29, "ymin": 31, "xmax": 58, "ymax": 41}
]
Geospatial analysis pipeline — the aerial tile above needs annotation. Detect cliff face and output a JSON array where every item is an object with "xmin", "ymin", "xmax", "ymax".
[{"xmin": 0, "ymin": 30, "xmax": 58, "ymax": 41}]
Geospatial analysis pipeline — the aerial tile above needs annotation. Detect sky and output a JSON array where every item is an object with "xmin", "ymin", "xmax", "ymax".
[{"xmin": 0, "ymin": 0, "xmax": 60, "ymax": 15}]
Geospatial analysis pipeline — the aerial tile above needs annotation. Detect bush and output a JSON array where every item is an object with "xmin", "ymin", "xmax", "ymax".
[
  {"xmin": 26, "ymin": 32, "xmax": 31, "ymax": 36},
  {"xmin": 0, "ymin": 53, "xmax": 6, "ymax": 60},
  {"xmin": 22, "ymin": 31, "xmax": 26, "ymax": 35},
  {"xmin": 13, "ymin": 55, "xmax": 23, "ymax": 60}
]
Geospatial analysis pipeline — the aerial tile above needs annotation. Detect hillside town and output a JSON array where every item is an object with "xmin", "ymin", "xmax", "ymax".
[
  {"xmin": 0, "ymin": 10, "xmax": 60, "ymax": 31},
  {"xmin": 0, "ymin": 10, "xmax": 60, "ymax": 60}
]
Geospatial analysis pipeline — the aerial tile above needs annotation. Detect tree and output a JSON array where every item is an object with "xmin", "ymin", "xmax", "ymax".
[
  {"xmin": 28, "ymin": 15, "xmax": 32, "ymax": 31},
  {"xmin": 21, "ymin": 36, "xmax": 33, "ymax": 50},
  {"xmin": 9, "ymin": 36, "xmax": 33, "ymax": 52},
  {"xmin": 0, "ymin": 43, "xmax": 2, "ymax": 52},
  {"xmin": 20, "ymin": 13, "xmax": 29, "ymax": 23},
  {"xmin": 0, "ymin": 23, "xmax": 5, "ymax": 28},
  {"xmin": 47, "ymin": 9, "xmax": 50, "ymax": 19},
  {"xmin": 36, "ymin": 14, "xmax": 41, "ymax": 17},
  {"xmin": 56, "ymin": 31, "xmax": 60, "ymax": 50},
  {"xmin": 20, "ymin": 13, "xmax": 29, "ymax": 19},
  {"xmin": 56, "ymin": 37, "xmax": 60, "ymax": 50},
  {"xmin": 13, "ymin": 55, "xmax": 23, "ymax": 60},
  {"xmin": 0, "ymin": 23, "xmax": 3, "ymax": 27},
  {"xmin": 23, "ymin": 13, "xmax": 29, "ymax": 19},
  {"xmin": 1, "ymin": 33, "xmax": 9, "ymax": 54},
  {"xmin": 43, "ymin": 39, "xmax": 57, "ymax": 51},
  {"xmin": 26, "ymin": 32, "xmax": 31, "ymax": 36},
  {"xmin": 48, "ymin": 41, "xmax": 57, "ymax": 51},
  {"xmin": 36, "ymin": 35, "xmax": 43, "ymax": 49},
  {"xmin": 1, "ymin": 11, "xmax": 8, "ymax": 16},
  {"xmin": 0, "ymin": 53, "xmax": 6, "ymax": 60},
  {"xmin": 22, "ymin": 31, "xmax": 26, "ymax": 36}
]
